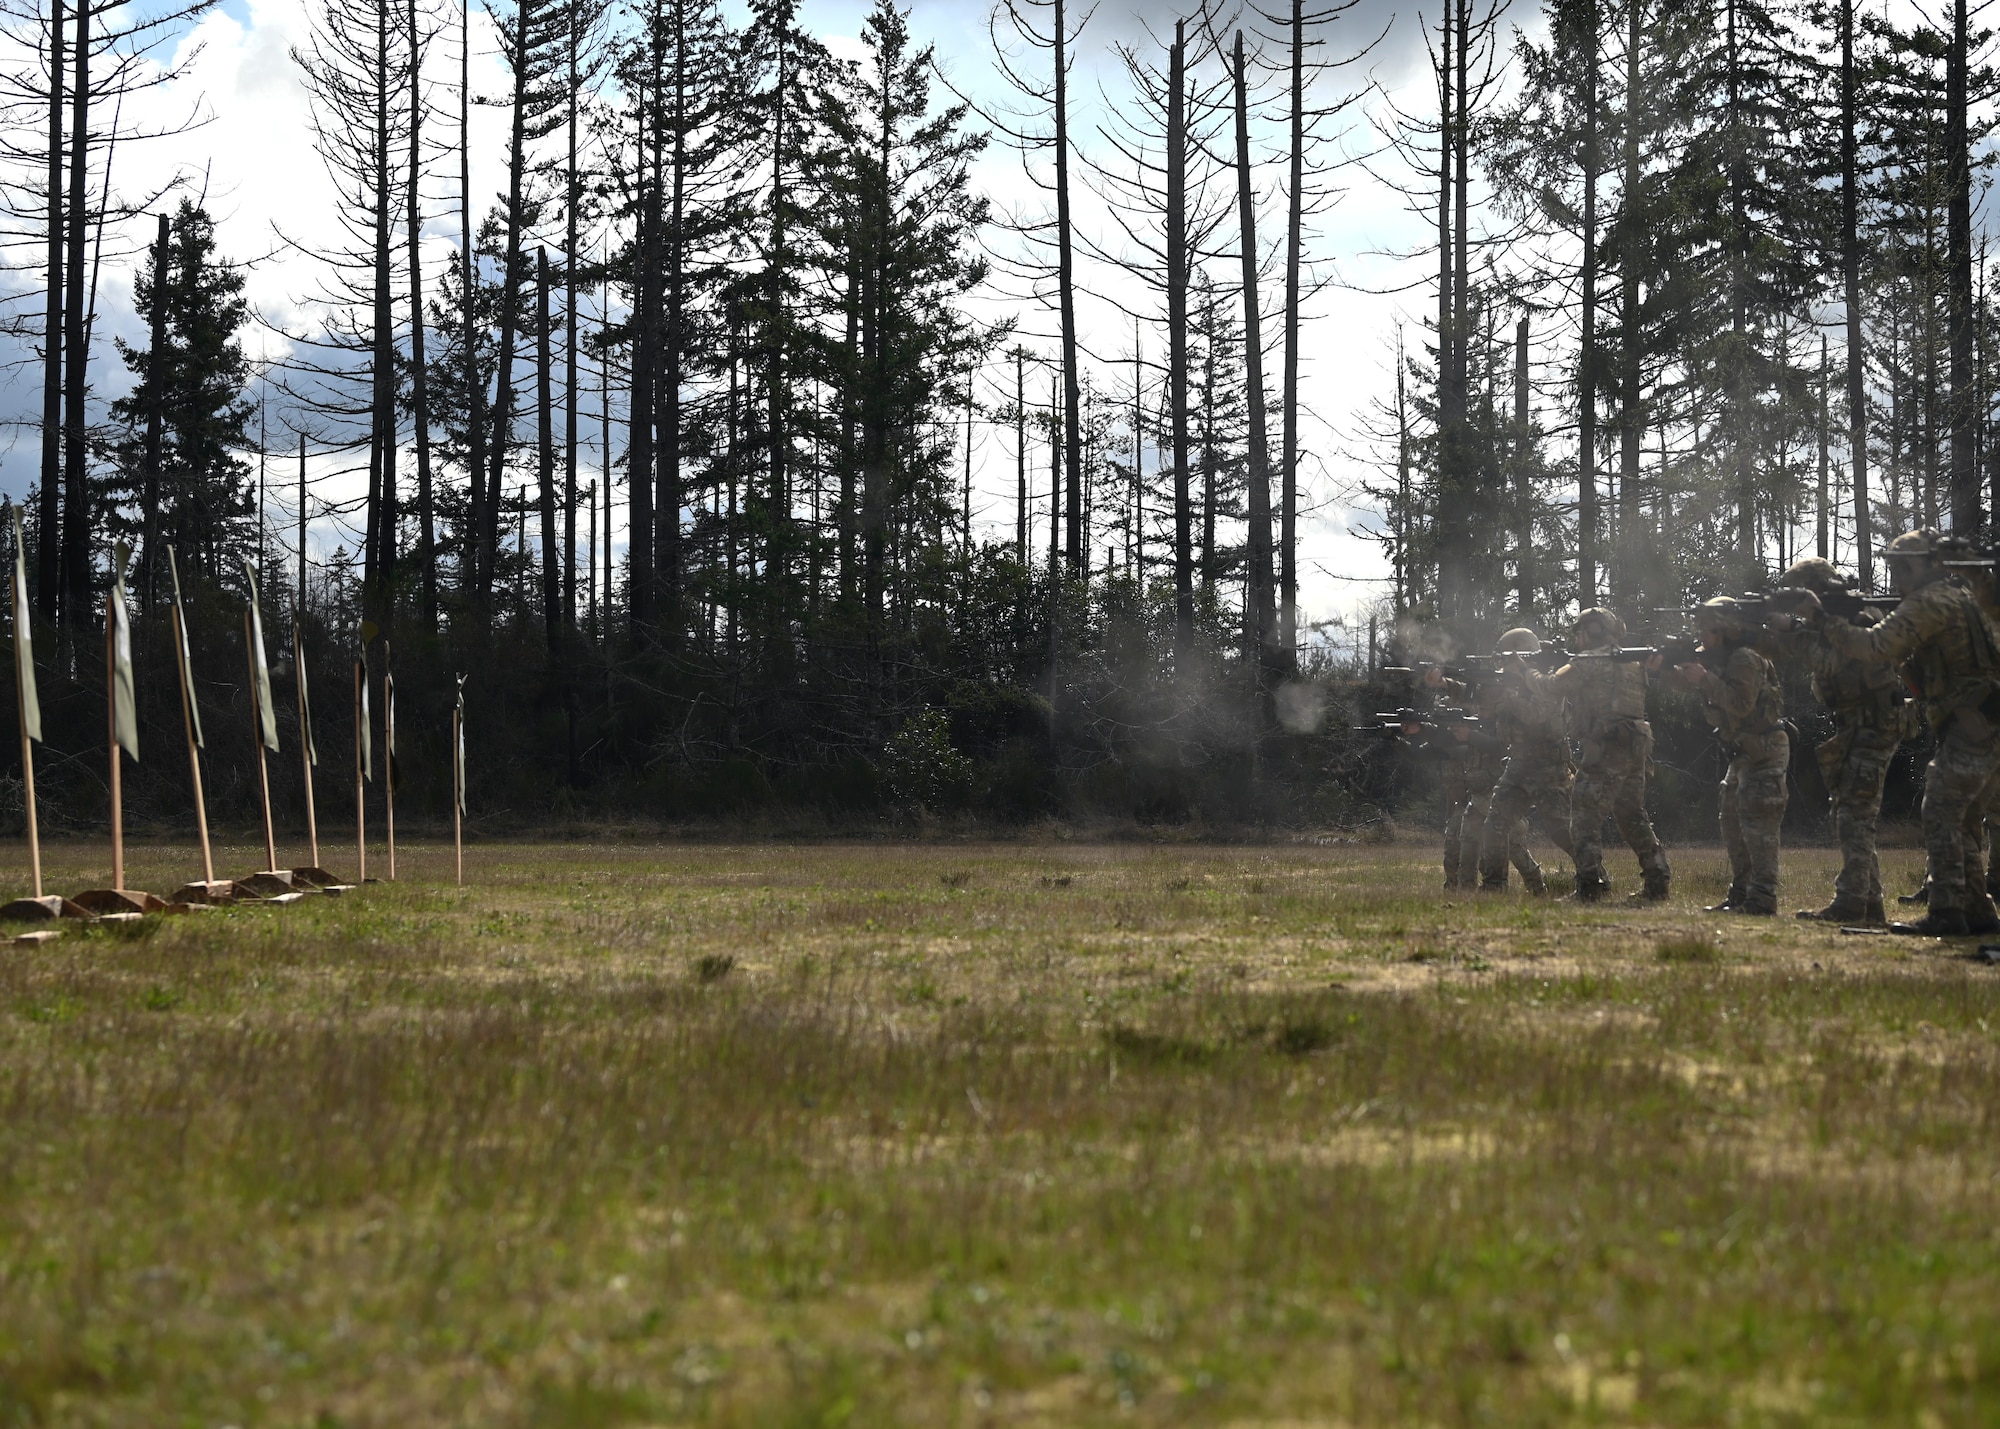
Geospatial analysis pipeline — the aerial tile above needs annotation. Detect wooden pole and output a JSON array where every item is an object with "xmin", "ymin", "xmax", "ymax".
[
  {"xmin": 297, "ymin": 626, "xmax": 318, "ymax": 869},
  {"xmin": 453, "ymin": 703, "xmax": 462, "ymax": 886},
  {"xmin": 247, "ymin": 610, "xmax": 277, "ymax": 872},
  {"xmin": 106, "ymin": 592, "xmax": 121, "ymax": 891},
  {"xmin": 174, "ymin": 601, "xmax": 213, "ymax": 884},
  {"xmin": 15, "ymin": 579, "xmax": 39, "ymax": 902},
  {"xmin": 355, "ymin": 660, "xmax": 366, "ymax": 882},
  {"xmin": 384, "ymin": 674, "xmax": 395, "ymax": 880}
]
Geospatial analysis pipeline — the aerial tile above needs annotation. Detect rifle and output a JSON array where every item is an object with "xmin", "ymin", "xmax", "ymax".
[
  {"xmin": 1380, "ymin": 644, "xmax": 1575, "ymax": 686},
  {"xmin": 1815, "ymin": 586, "xmax": 1902, "ymax": 622},
  {"xmin": 1570, "ymin": 632, "xmax": 1707, "ymax": 668}
]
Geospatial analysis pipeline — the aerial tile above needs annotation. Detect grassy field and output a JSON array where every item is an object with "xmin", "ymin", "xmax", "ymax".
[{"xmin": 2, "ymin": 835, "xmax": 1998, "ymax": 1427}]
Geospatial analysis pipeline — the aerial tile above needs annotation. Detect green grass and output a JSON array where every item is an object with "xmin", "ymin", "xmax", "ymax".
[{"xmin": 2, "ymin": 836, "xmax": 1998, "ymax": 1425}]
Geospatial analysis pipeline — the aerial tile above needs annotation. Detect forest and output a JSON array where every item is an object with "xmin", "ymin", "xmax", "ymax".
[{"xmin": 0, "ymin": 0, "xmax": 1994, "ymax": 830}]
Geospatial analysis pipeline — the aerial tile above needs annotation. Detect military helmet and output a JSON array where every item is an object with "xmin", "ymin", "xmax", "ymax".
[
  {"xmin": 1777, "ymin": 556, "xmax": 1841, "ymax": 591},
  {"xmin": 1884, "ymin": 529, "xmax": 1940, "ymax": 560},
  {"xmin": 1495, "ymin": 627, "xmax": 1542, "ymax": 655},
  {"xmin": 1694, "ymin": 595, "xmax": 1745, "ymax": 633},
  {"xmin": 1573, "ymin": 606, "xmax": 1626, "ymax": 645}
]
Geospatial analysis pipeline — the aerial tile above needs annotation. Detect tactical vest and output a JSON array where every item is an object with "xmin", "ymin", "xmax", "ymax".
[
  {"xmin": 1708, "ymin": 645, "xmax": 1785, "ymax": 743},
  {"xmin": 1569, "ymin": 657, "xmax": 1648, "ymax": 733},
  {"xmin": 1905, "ymin": 575, "xmax": 2000, "ymax": 719}
]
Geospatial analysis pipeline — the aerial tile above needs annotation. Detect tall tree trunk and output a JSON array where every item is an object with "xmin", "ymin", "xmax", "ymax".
[
  {"xmin": 1725, "ymin": 0, "xmax": 1752, "ymax": 569},
  {"xmin": 1818, "ymin": 333, "xmax": 1831, "ymax": 557},
  {"xmin": 460, "ymin": 0, "xmax": 485, "ymax": 604},
  {"xmin": 37, "ymin": 0, "xmax": 62, "ymax": 622},
  {"xmin": 1279, "ymin": 0, "xmax": 1302, "ymax": 665},
  {"xmin": 139, "ymin": 212, "xmax": 167, "ymax": 610},
  {"xmin": 1452, "ymin": 0, "xmax": 1470, "ymax": 608},
  {"xmin": 1577, "ymin": 0, "xmax": 1598, "ymax": 605},
  {"xmin": 1167, "ymin": 20, "xmax": 1192, "ymax": 657},
  {"xmin": 537, "ymin": 248, "xmax": 559, "ymax": 651},
  {"xmin": 765, "ymin": 14, "xmax": 789, "ymax": 657},
  {"xmin": 1514, "ymin": 314, "xmax": 1531, "ymax": 607},
  {"xmin": 563, "ymin": 3, "xmax": 579, "ymax": 638},
  {"xmin": 368, "ymin": 0, "xmax": 398, "ymax": 625},
  {"xmin": 659, "ymin": 0, "xmax": 686, "ymax": 649},
  {"xmin": 59, "ymin": 0, "xmax": 88, "ymax": 626},
  {"xmin": 1948, "ymin": 0, "xmax": 1976, "ymax": 530},
  {"xmin": 1055, "ymin": 0, "xmax": 1082, "ymax": 576},
  {"xmin": 408, "ymin": 0, "xmax": 436, "ymax": 628},
  {"xmin": 1841, "ymin": 0, "xmax": 1870, "ymax": 584},
  {"xmin": 1233, "ymin": 31, "xmax": 1275, "ymax": 674},
  {"xmin": 629, "ymin": 34, "xmax": 657, "ymax": 637},
  {"xmin": 1622, "ymin": 0, "xmax": 1645, "ymax": 596},
  {"xmin": 1435, "ymin": 0, "xmax": 1454, "ymax": 615},
  {"xmin": 484, "ymin": 0, "xmax": 534, "ymax": 601},
  {"xmin": 1016, "ymin": 349, "xmax": 1027, "ymax": 562}
]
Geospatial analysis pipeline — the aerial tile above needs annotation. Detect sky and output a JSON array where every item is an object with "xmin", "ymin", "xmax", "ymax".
[{"xmin": 0, "ymin": 0, "xmax": 1453, "ymax": 648}]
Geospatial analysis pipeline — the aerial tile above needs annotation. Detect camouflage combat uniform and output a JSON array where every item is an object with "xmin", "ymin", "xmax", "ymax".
[
  {"xmin": 1778, "ymin": 616, "xmax": 1908, "ymax": 920},
  {"xmin": 1435, "ymin": 721, "xmax": 1533, "ymax": 890},
  {"xmin": 1478, "ymin": 670, "xmax": 1576, "ymax": 891},
  {"xmin": 1825, "ymin": 570, "xmax": 2000, "ymax": 923},
  {"xmin": 1556, "ymin": 654, "xmax": 1670, "ymax": 899},
  {"xmin": 1687, "ymin": 643, "xmax": 1789, "ymax": 915}
]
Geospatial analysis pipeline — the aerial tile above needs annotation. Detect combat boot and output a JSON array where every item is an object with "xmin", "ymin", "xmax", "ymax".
[
  {"xmin": 1637, "ymin": 871, "xmax": 1671, "ymax": 903},
  {"xmin": 1899, "ymin": 883, "xmax": 1931, "ymax": 906},
  {"xmin": 1891, "ymin": 907, "xmax": 1970, "ymax": 936},
  {"xmin": 1704, "ymin": 880, "xmax": 1747, "ymax": 914},
  {"xmin": 1865, "ymin": 899, "xmax": 1887, "ymax": 924},
  {"xmin": 1797, "ymin": 899, "xmax": 1871, "ymax": 923},
  {"xmin": 1566, "ymin": 877, "xmax": 1608, "ymax": 904},
  {"xmin": 1964, "ymin": 895, "xmax": 2000, "ymax": 935},
  {"xmin": 1739, "ymin": 897, "xmax": 1778, "ymax": 917},
  {"xmin": 1523, "ymin": 871, "xmax": 1549, "ymax": 897}
]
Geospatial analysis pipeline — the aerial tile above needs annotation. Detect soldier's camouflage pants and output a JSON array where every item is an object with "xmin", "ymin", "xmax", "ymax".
[
  {"xmin": 1571, "ymin": 723, "xmax": 1669, "ymax": 894},
  {"xmin": 1480, "ymin": 758, "xmax": 1575, "ymax": 889},
  {"xmin": 1721, "ymin": 731, "xmax": 1789, "ymax": 913},
  {"xmin": 1922, "ymin": 706, "xmax": 2000, "ymax": 913},
  {"xmin": 1815, "ymin": 715, "xmax": 1903, "ymax": 910},
  {"xmin": 1450, "ymin": 781, "xmax": 1535, "ymax": 889}
]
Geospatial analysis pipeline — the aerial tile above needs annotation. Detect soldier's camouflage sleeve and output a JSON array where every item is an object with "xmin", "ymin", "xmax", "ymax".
[
  {"xmin": 1690, "ymin": 647, "xmax": 1764, "ymax": 722},
  {"xmin": 1824, "ymin": 587, "xmax": 1949, "ymax": 666}
]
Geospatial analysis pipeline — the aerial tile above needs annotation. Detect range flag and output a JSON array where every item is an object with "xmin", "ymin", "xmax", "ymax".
[
  {"xmin": 167, "ymin": 547, "xmax": 203, "ymax": 748},
  {"xmin": 12, "ymin": 505, "xmax": 38, "ymax": 746},
  {"xmin": 110, "ymin": 545, "xmax": 137, "ymax": 763},
  {"xmin": 245, "ymin": 560, "xmax": 279, "ymax": 753},
  {"xmin": 294, "ymin": 605, "xmax": 317, "ymax": 767},
  {"xmin": 358, "ymin": 620, "xmax": 376, "ymax": 784}
]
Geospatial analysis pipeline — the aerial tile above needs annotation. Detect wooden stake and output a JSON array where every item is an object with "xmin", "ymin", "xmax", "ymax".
[
  {"xmin": 247, "ymin": 609, "xmax": 277, "ymax": 872},
  {"xmin": 297, "ymin": 626, "xmax": 318, "ymax": 869},
  {"xmin": 173, "ymin": 601, "xmax": 213, "ymax": 885},
  {"xmin": 453, "ymin": 703, "xmax": 462, "ymax": 886},
  {"xmin": 355, "ymin": 660, "xmax": 366, "ymax": 883},
  {"xmin": 384, "ymin": 674, "xmax": 395, "ymax": 880},
  {"xmin": 14, "ymin": 583, "xmax": 38, "ymax": 902},
  {"xmin": 106, "ymin": 593, "xmax": 121, "ymax": 891}
]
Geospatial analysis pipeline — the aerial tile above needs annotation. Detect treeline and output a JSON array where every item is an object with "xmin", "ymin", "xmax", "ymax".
[
  {"xmin": 5, "ymin": 0, "xmax": 1995, "ymax": 831},
  {"xmin": 1372, "ymin": 0, "xmax": 2000, "ymax": 641},
  {"xmin": 0, "ymin": 0, "xmax": 1383, "ymax": 829}
]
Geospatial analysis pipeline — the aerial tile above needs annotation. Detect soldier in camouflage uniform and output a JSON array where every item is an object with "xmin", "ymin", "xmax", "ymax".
[
  {"xmin": 1675, "ymin": 597, "xmax": 1789, "ymax": 916},
  {"xmin": 1771, "ymin": 558, "xmax": 1909, "ymax": 925},
  {"xmin": 1555, "ymin": 607, "xmax": 1671, "ymax": 902},
  {"xmin": 1473, "ymin": 628, "xmax": 1575, "ymax": 894},
  {"xmin": 1423, "ymin": 708, "xmax": 1531, "ymax": 891},
  {"xmin": 1440, "ymin": 716, "xmax": 1504, "ymax": 884},
  {"xmin": 1809, "ymin": 529, "xmax": 2000, "ymax": 936}
]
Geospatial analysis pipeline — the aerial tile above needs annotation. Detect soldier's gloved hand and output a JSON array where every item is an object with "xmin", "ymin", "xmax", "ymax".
[
  {"xmin": 1676, "ymin": 662, "xmax": 1706, "ymax": 687},
  {"xmin": 1422, "ymin": 667, "xmax": 1444, "ymax": 689}
]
